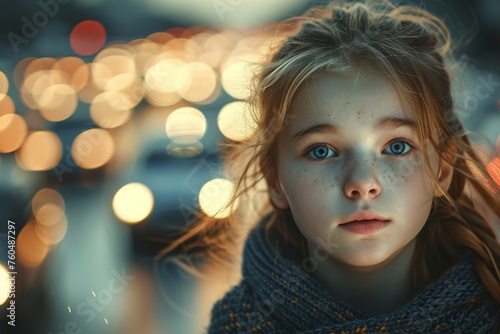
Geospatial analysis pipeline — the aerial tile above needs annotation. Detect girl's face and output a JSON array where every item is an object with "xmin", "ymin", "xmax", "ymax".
[{"xmin": 269, "ymin": 72, "xmax": 449, "ymax": 267}]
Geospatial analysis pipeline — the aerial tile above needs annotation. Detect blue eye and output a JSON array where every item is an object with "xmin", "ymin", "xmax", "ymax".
[
  {"xmin": 306, "ymin": 144, "xmax": 336, "ymax": 160},
  {"xmin": 384, "ymin": 140, "xmax": 413, "ymax": 155}
]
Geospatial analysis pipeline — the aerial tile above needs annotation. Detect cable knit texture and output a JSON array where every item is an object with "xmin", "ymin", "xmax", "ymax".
[{"xmin": 208, "ymin": 222, "xmax": 500, "ymax": 333}]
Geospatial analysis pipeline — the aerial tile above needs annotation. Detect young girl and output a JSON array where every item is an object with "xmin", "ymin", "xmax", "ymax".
[{"xmin": 163, "ymin": 0, "xmax": 500, "ymax": 332}]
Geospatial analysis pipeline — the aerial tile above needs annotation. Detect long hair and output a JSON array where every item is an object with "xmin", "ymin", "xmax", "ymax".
[{"xmin": 160, "ymin": 0, "xmax": 500, "ymax": 303}]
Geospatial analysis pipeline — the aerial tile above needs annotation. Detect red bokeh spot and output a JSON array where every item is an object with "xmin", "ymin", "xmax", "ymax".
[
  {"xmin": 70, "ymin": 20, "xmax": 106, "ymax": 56},
  {"xmin": 166, "ymin": 27, "xmax": 185, "ymax": 38}
]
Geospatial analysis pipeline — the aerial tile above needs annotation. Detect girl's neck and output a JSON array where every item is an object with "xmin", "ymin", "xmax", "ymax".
[{"xmin": 307, "ymin": 239, "xmax": 416, "ymax": 316}]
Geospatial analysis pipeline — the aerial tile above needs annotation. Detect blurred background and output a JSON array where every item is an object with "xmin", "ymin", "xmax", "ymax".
[{"xmin": 0, "ymin": 0, "xmax": 499, "ymax": 333}]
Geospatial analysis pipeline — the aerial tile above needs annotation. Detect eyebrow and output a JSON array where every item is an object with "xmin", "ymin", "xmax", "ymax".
[{"xmin": 291, "ymin": 117, "xmax": 416, "ymax": 141}]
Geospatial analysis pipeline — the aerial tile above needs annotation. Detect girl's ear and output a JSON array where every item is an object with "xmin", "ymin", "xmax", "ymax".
[
  {"xmin": 434, "ymin": 148, "xmax": 456, "ymax": 197},
  {"xmin": 268, "ymin": 186, "xmax": 290, "ymax": 209},
  {"xmin": 263, "ymin": 172, "xmax": 289, "ymax": 209}
]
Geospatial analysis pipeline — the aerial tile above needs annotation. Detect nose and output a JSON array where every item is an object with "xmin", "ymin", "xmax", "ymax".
[{"xmin": 343, "ymin": 160, "xmax": 381, "ymax": 200}]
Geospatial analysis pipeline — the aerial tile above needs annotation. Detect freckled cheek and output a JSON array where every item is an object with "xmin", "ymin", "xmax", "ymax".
[
  {"xmin": 379, "ymin": 159, "xmax": 423, "ymax": 185},
  {"xmin": 280, "ymin": 165, "xmax": 325, "ymax": 198},
  {"xmin": 281, "ymin": 166, "xmax": 309, "ymax": 190}
]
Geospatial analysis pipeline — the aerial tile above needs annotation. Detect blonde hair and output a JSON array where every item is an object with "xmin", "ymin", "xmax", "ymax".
[{"xmin": 160, "ymin": 0, "xmax": 500, "ymax": 303}]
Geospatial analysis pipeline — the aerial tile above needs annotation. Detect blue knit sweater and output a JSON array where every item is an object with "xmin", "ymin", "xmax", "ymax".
[{"xmin": 208, "ymin": 222, "xmax": 500, "ymax": 333}]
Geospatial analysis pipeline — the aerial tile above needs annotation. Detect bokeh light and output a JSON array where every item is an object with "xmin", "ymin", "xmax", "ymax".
[
  {"xmin": 77, "ymin": 65, "xmax": 102, "ymax": 103},
  {"xmin": 165, "ymin": 107, "xmax": 206, "ymax": 144},
  {"xmin": 144, "ymin": 89, "xmax": 181, "ymax": 107},
  {"xmin": 147, "ymin": 31, "xmax": 175, "ymax": 44},
  {"xmin": 0, "ymin": 95, "xmax": 15, "ymax": 116},
  {"xmin": 144, "ymin": 58, "xmax": 185, "ymax": 93},
  {"xmin": 35, "ymin": 213, "xmax": 68, "ymax": 246},
  {"xmin": 166, "ymin": 141, "xmax": 204, "ymax": 158},
  {"xmin": 34, "ymin": 203, "xmax": 65, "ymax": 226},
  {"xmin": 15, "ymin": 131, "xmax": 62, "ymax": 171},
  {"xmin": 0, "ymin": 71, "xmax": 8, "ymax": 101},
  {"xmin": 71, "ymin": 129, "xmax": 115, "ymax": 169},
  {"xmin": 166, "ymin": 27, "xmax": 186, "ymax": 38},
  {"xmin": 0, "ymin": 114, "xmax": 28, "ymax": 153},
  {"xmin": 38, "ymin": 84, "xmax": 78, "ymax": 122},
  {"xmin": 23, "ymin": 57, "xmax": 56, "ymax": 80},
  {"xmin": 117, "ymin": 75, "xmax": 144, "ymax": 108},
  {"xmin": 217, "ymin": 101, "xmax": 256, "ymax": 141},
  {"xmin": 221, "ymin": 60, "xmax": 254, "ymax": 100},
  {"xmin": 196, "ymin": 31, "xmax": 235, "ymax": 69},
  {"xmin": 176, "ymin": 62, "xmax": 219, "ymax": 104},
  {"xmin": 90, "ymin": 91, "xmax": 133, "ymax": 128},
  {"xmin": 21, "ymin": 70, "xmax": 66, "ymax": 110},
  {"xmin": 131, "ymin": 39, "xmax": 160, "ymax": 75},
  {"xmin": 18, "ymin": 222, "xmax": 49, "ymax": 268},
  {"xmin": 198, "ymin": 178, "xmax": 238, "ymax": 218},
  {"xmin": 92, "ymin": 47, "xmax": 137, "ymax": 91},
  {"xmin": 53, "ymin": 57, "xmax": 88, "ymax": 92},
  {"xmin": 0, "ymin": 264, "xmax": 8, "ymax": 306},
  {"xmin": 70, "ymin": 20, "xmax": 107, "ymax": 56},
  {"xmin": 112, "ymin": 182, "xmax": 154, "ymax": 224},
  {"xmin": 143, "ymin": 57, "xmax": 188, "ymax": 106},
  {"xmin": 164, "ymin": 38, "xmax": 200, "ymax": 62},
  {"xmin": 14, "ymin": 57, "xmax": 35, "ymax": 89},
  {"xmin": 32, "ymin": 192, "xmax": 68, "ymax": 247},
  {"xmin": 32, "ymin": 188, "xmax": 65, "ymax": 216}
]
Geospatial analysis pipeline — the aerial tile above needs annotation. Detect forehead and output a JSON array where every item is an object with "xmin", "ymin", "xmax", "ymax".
[{"xmin": 285, "ymin": 72, "xmax": 413, "ymax": 133}]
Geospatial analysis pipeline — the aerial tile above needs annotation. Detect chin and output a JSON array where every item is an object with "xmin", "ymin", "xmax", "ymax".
[{"xmin": 334, "ymin": 250, "xmax": 394, "ymax": 268}]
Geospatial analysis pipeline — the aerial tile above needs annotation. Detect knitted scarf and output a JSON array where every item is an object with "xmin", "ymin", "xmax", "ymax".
[{"xmin": 209, "ymin": 223, "xmax": 500, "ymax": 333}]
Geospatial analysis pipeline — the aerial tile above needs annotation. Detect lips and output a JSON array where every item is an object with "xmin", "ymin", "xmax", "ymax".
[
  {"xmin": 339, "ymin": 212, "xmax": 391, "ymax": 234},
  {"xmin": 341, "ymin": 212, "xmax": 390, "ymax": 225}
]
